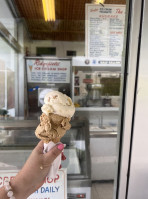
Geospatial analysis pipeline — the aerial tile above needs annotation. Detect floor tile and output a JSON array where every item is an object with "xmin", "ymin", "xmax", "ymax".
[{"xmin": 91, "ymin": 182, "xmax": 114, "ymax": 199}]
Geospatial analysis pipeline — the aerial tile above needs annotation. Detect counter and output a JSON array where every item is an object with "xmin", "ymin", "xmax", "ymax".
[{"xmin": 89, "ymin": 125, "xmax": 117, "ymax": 181}]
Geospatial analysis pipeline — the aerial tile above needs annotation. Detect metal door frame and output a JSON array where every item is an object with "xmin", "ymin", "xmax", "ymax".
[
  {"xmin": 125, "ymin": 0, "xmax": 148, "ymax": 198},
  {"xmin": 114, "ymin": 0, "xmax": 144, "ymax": 198}
]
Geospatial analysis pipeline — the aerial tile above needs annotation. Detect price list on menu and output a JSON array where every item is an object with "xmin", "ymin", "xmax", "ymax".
[{"xmin": 85, "ymin": 4, "xmax": 125, "ymax": 60}]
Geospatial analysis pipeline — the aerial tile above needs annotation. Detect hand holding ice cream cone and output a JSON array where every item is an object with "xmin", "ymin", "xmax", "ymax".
[{"xmin": 35, "ymin": 91, "xmax": 75, "ymax": 178}]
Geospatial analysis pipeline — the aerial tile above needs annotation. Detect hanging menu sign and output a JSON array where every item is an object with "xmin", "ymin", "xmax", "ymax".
[
  {"xmin": 85, "ymin": 4, "xmax": 126, "ymax": 60},
  {"xmin": 26, "ymin": 59, "xmax": 71, "ymax": 83}
]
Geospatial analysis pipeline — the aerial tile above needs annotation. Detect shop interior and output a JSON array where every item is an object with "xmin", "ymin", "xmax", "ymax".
[{"xmin": 0, "ymin": 0, "xmax": 126, "ymax": 199}]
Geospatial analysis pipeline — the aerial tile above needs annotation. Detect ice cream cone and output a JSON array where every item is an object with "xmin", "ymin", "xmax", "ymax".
[
  {"xmin": 35, "ymin": 91, "xmax": 75, "ymax": 144},
  {"xmin": 35, "ymin": 91, "xmax": 75, "ymax": 179}
]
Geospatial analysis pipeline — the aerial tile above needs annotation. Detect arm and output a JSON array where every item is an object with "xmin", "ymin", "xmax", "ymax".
[{"xmin": 0, "ymin": 141, "xmax": 64, "ymax": 199}]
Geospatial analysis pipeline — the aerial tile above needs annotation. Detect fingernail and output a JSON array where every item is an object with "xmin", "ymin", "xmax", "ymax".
[{"xmin": 57, "ymin": 143, "xmax": 64, "ymax": 151}]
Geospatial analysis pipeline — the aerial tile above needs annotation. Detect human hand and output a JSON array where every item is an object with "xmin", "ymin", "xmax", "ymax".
[{"xmin": 10, "ymin": 141, "xmax": 64, "ymax": 199}]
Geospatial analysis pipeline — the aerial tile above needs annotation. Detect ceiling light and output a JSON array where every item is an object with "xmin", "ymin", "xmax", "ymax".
[
  {"xmin": 93, "ymin": 0, "xmax": 105, "ymax": 4},
  {"xmin": 42, "ymin": 0, "xmax": 55, "ymax": 21}
]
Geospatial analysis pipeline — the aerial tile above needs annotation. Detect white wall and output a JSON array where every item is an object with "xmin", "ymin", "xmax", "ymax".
[
  {"xmin": 0, "ymin": 0, "xmax": 13, "ymax": 18},
  {"xmin": 30, "ymin": 40, "xmax": 85, "ymax": 57},
  {"xmin": 0, "ymin": 0, "xmax": 17, "ymax": 38}
]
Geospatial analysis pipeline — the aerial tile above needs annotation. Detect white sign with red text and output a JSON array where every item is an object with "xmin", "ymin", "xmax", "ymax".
[
  {"xmin": 85, "ymin": 4, "xmax": 126, "ymax": 59},
  {"xmin": 26, "ymin": 59, "xmax": 71, "ymax": 83},
  {"xmin": 0, "ymin": 169, "xmax": 67, "ymax": 199}
]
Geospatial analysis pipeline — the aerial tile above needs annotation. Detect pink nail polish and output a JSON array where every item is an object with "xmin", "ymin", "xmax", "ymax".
[{"xmin": 57, "ymin": 143, "xmax": 64, "ymax": 151}]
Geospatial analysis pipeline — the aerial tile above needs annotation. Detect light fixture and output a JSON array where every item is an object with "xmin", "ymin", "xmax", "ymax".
[
  {"xmin": 93, "ymin": 0, "xmax": 105, "ymax": 5},
  {"xmin": 42, "ymin": 0, "xmax": 55, "ymax": 21}
]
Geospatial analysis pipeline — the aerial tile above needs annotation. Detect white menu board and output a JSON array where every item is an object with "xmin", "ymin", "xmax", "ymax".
[
  {"xmin": 85, "ymin": 4, "xmax": 126, "ymax": 60},
  {"xmin": 0, "ymin": 169, "xmax": 67, "ymax": 199},
  {"xmin": 26, "ymin": 59, "xmax": 71, "ymax": 83}
]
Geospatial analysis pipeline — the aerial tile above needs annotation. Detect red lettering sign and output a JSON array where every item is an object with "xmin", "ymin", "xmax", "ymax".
[
  {"xmin": 45, "ymin": 174, "xmax": 59, "ymax": 184},
  {"xmin": 90, "ymin": 8, "xmax": 99, "ymax": 12},
  {"xmin": 0, "ymin": 176, "xmax": 15, "ymax": 186},
  {"xmin": 0, "ymin": 177, "xmax": 2, "ymax": 185},
  {"xmin": 34, "ymin": 60, "xmax": 60, "ymax": 67},
  {"xmin": 116, "ymin": 9, "xmax": 123, "ymax": 14}
]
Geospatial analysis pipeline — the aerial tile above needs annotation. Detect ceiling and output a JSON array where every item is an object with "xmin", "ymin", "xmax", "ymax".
[{"xmin": 14, "ymin": 0, "xmax": 126, "ymax": 41}]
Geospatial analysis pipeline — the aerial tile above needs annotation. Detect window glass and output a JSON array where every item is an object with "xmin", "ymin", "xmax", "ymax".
[
  {"xmin": 0, "ymin": 38, "xmax": 17, "ymax": 117},
  {"xmin": 36, "ymin": 47, "xmax": 56, "ymax": 56},
  {"xmin": 0, "ymin": 1, "xmax": 128, "ymax": 199}
]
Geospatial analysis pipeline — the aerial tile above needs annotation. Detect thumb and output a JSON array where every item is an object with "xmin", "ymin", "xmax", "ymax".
[
  {"xmin": 35, "ymin": 140, "xmax": 44, "ymax": 154},
  {"xmin": 44, "ymin": 143, "xmax": 64, "ymax": 164}
]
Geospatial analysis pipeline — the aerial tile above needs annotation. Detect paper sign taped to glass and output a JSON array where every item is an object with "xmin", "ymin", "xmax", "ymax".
[
  {"xmin": 28, "ymin": 168, "xmax": 67, "ymax": 199},
  {"xmin": 0, "ymin": 169, "xmax": 67, "ymax": 199}
]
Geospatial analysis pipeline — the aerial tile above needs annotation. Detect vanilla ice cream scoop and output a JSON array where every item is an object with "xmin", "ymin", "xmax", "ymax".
[{"xmin": 41, "ymin": 91, "xmax": 75, "ymax": 118}]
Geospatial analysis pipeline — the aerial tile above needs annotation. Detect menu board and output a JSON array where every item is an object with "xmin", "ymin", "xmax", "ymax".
[
  {"xmin": 26, "ymin": 59, "xmax": 71, "ymax": 83},
  {"xmin": 85, "ymin": 4, "xmax": 126, "ymax": 60}
]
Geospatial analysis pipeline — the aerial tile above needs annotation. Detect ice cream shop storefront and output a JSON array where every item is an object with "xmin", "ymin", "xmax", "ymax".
[{"xmin": 1, "ymin": 0, "xmax": 148, "ymax": 199}]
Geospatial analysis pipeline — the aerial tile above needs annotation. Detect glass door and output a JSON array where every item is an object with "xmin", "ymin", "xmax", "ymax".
[{"xmin": 0, "ymin": 0, "xmax": 143, "ymax": 199}]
